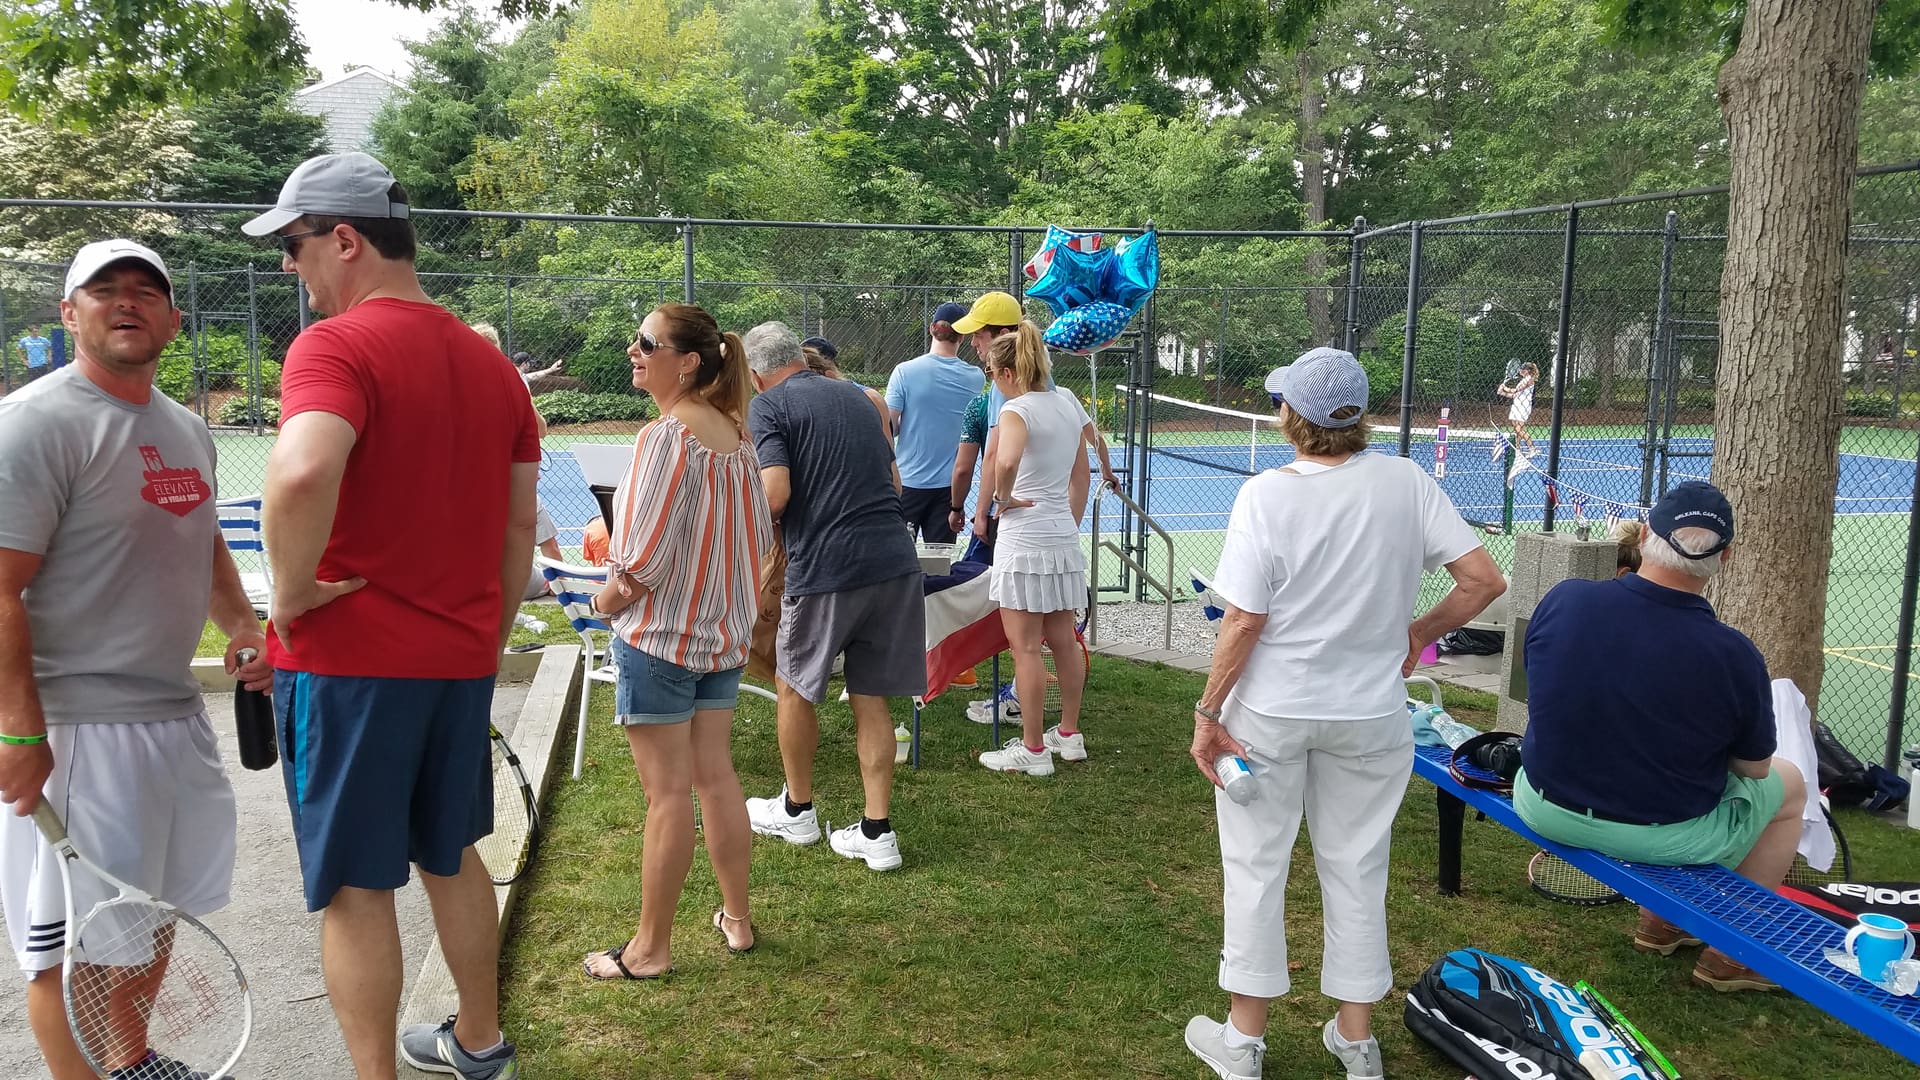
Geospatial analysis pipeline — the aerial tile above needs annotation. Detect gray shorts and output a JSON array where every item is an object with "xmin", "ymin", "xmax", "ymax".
[{"xmin": 777, "ymin": 572, "xmax": 928, "ymax": 703}]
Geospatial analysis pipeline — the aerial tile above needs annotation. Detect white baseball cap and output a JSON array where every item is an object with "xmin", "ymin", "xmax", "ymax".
[
  {"xmin": 241, "ymin": 152, "xmax": 411, "ymax": 237},
  {"xmin": 64, "ymin": 239, "xmax": 172, "ymax": 298}
]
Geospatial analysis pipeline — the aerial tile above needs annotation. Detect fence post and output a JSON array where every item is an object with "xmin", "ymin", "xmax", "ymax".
[
  {"xmin": 1397, "ymin": 221, "xmax": 1424, "ymax": 456},
  {"xmin": 1217, "ymin": 294, "xmax": 1229, "ymax": 407},
  {"xmin": 245, "ymin": 264, "xmax": 261, "ymax": 432},
  {"xmin": 1642, "ymin": 211, "xmax": 1679, "ymax": 507},
  {"xmin": 1008, "ymin": 229, "xmax": 1024, "ymax": 294},
  {"xmin": 296, "ymin": 278, "xmax": 310, "ymax": 331},
  {"xmin": 187, "ymin": 266, "xmax": 205, "ymax": 419},
  {"xmin": 0, "ymin": 288, "xmax": 9, "ymax": 394},
  {"xmin": 681, "ymin": 222, "xmax": 695, "ymax": 303},
  {"xmin": 1542, "ymin": 205, "xmax": 1580, "ymax": 532},
  {"xmin": 503, "ymin": 277, "xmax": 515, "ymax": 356},
  {"xmin": 1885, "ymin": 431, "xmax": 1920, "ymax": 768},
  {"xmin": 1343, "ymin": 217, "xmax": 1366, "ymax": 353}
]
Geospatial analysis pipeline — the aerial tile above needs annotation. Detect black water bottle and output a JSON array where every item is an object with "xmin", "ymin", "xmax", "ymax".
[{"xmin": 233, "ymin": 648, "xmax": 278, "ymax": 771}]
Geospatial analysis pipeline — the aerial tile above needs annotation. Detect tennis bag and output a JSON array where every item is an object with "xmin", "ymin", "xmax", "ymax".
[
  {"xmin": 1781, "ymin": 881, "xmax": 1920, "ymax": 931},
  {"xmin": 1405, "ymin": 949, "xmax": 1654, "ymax": 1079}
]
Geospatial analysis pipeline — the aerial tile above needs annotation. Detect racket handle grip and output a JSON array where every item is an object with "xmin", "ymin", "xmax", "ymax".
[
  {"xmin": 30, "ymin": 802, "xmax": 67, "ymax": 844},
  {"xmin": 1579, "ymin": 1049, "xmax": 1619, "ymax": 1080}
]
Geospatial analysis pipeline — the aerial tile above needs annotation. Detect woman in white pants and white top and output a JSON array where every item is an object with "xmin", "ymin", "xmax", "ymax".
[
  {"xmin": 1183, "ymin": 347, "xmax": 1506, "ymax": 1080},
  {"xmin": 978, "ymin": 321, "xmax": 1091, "ymax": 777}
]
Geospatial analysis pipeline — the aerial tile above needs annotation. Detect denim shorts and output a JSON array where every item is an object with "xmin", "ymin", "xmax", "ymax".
[{"xmin": 611, "ymin": 637, "xmax": 745, "ymax": 725}]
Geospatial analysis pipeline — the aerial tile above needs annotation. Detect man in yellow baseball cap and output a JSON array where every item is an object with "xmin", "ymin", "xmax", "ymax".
[{"xmin": 950, "ymin": 291, "xmax": 1023, "ymax": 337}]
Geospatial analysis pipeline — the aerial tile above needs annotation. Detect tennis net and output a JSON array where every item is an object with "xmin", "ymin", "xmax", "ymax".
[{"xmin": 1129, "ymin": 392, "xmax": 1502, "ymax": 480}]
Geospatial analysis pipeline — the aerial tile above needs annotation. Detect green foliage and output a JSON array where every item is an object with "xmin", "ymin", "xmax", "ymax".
[
  {"xmin": 173, "ymin": 84, "xmax": 330, "ymax": 203},
  {"xmin": 1845, "ymin": 391, "xmax": 1898, "ymax": 418},
  {"xmin": 532, "ymin": 390, "xmax": 654, "ymax": 425},
  {"xmin": 155, "ymin": 345, "xmax": 198, "ymax": 405},
  {"xmin": 215, "ymin": 396, "xmax": 280, "ymax": 427},
  {"xmin": 155, "ymin": 330, "xmax": 276, "ymax": 404}
]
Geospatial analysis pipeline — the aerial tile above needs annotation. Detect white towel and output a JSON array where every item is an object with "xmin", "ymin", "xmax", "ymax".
[{"xmin": 1771, "ymin": 679, "xmax": 1835, "ymax": 873}]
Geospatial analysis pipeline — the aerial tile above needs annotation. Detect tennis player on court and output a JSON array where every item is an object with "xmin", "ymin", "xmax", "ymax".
[
  {"xmin": 0, "ymin": 239, "xmax": 269, "ymax": 1080},
  {"xmin": 975, "ymin": 322, "xmax": 1091, "ymax": 776},
  {"xmin": 1183, "ymin": 347, "xmax": 1504, "ymax": 1080},
  {"xmin": 250, "ymin": 153, "xmax": 540, "ymax": 1080},
  {"xmin": 1497, "ymin": 361, "xmax": 1540, "ymax": 456}
]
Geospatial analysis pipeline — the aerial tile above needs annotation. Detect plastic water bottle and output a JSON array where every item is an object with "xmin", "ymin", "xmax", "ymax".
[
  {"xmin": 232, "ymin": 648, "xmax": 278, "ymax": 771},
  {"xmin": 1416, "ymin": 705, "xmax": 1479, "ymax": 749},
  {"xmin": 895, "ymin": 724, "xmax": 912, "ymax": 764},
  {"xmin": 1215, "ymin": 754, "xmax": 1257, "ymax": 805}
]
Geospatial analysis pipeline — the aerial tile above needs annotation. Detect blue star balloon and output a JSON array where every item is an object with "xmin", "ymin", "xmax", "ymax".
[
  {"xmin": 1102, "ymin": 229, "xmax": 1159, "ymax": 313},
  {"xmin": 1026, "ymin": 241, "xmax": 1112, "ymax": 319},
  {"xmin": 1022, "ymin": 225, "xmax": 1102, "ymax": 281},
  {"xmin": 1043, "ymin": 300, "xmax": 1132, "ymax": 354}
]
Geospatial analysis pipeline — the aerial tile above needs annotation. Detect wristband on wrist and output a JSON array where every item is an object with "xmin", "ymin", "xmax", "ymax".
[{"xmin": 0, "ymin": 732, "xmax": 48, "ymax": 745}]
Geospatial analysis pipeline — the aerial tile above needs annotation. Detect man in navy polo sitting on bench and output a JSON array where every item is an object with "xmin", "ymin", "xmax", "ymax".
[{"xmin": 1514, "ymin": 480, "xmax": 1806, "ymax": 993}]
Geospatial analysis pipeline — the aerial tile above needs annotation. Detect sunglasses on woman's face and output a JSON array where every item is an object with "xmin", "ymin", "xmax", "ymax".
[{"xmin": 634, "ymin": 331, "xmax": 680, "ymax": 357}]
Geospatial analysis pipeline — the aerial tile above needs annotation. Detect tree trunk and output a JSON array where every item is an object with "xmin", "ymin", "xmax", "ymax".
[
  {"xmin": 1708, "ymin": 0, "xmax": 1876, "ymax": 707},
  {"xmin": 1298, "ymin": 47, "xmax": 1331, "ymax": 345}
]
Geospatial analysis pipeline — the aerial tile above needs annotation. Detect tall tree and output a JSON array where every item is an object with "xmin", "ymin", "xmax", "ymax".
[{"xmin": 174, "ymin": 85, "xmax": 331, "ymax": 204}]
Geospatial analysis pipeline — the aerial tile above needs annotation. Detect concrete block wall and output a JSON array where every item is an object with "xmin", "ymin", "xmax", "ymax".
[{"xmin": 1496, "ymin": 531, "xmax": 1620, "ymax": 733}]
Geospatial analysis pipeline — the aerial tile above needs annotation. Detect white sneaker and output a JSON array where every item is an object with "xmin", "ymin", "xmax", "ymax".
[
  {"xmin": 966, "ymin": 698, "xmax": 1020, "ymax": 725},
  {"xmin": 979, "ymin": 738, "xmax": 1054, "ymax": 776},
  {"xmin": 1184, "ymin": 1016, "xmax": 1263, "ymax": 1080},
  {"xmin": 827, "ymin": 821, "xmax": 903, "ymax": 871},
  {"xmin": 745, "ymin": 787, "xmax": 822, "ymax": 845},
  {"xmin": 1043, "ymin": 725, "xmax": 1087, "ymax": 762},
  {"xmin": 1322, "ymin": 1018, "xmax": 1383, "ymax": 1079}
]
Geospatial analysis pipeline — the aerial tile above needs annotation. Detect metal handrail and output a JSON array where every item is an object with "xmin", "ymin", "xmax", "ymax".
[{"xmin": 1087, "ymin": 484, "xmax": 1175, "ymax": 650}]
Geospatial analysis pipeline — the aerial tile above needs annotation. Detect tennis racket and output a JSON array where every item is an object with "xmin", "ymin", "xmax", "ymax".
[
  {"xmin": 478, "ymin": 725, "xmax": 540, "ymax": 886},
  {"xmin": 1041, "ymin": 629, "xmax": 1092, "ymax": 714},
  {"xmin": 1527, "ymin": 850, "xmax": 1626, "ymax": 906},
  {"xmin": 32, "ymin": 804, "xmax": 251, "ymax": 1079},
  {"xmin": 1782, "ymin": 797, "xmax": 1852, "ymax": 887}
]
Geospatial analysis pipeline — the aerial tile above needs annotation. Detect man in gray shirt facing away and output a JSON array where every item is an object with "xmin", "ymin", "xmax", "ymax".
[
  {"xmin": 0, "ymin": 239, "xmax": 271, "ymax": 1080},
  {"xmin": 742, "ymin": 320, "xmax": 925, "ymax": 872}
]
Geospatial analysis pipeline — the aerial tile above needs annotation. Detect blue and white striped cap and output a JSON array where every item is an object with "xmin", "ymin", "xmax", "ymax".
[{"xmin": 1266, "ymin": 347, "xmax": 1369, "ymax": 428}]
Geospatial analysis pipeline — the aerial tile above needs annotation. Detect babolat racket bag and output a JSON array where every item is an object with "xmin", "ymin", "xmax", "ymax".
[
  {"xmin": 1781, "ymin": 881, "xmax": 1920, "ymax": 931},
  {"xmin": 1405, "ymin": 949, "xmax": 1652, "ymax": 1079}
]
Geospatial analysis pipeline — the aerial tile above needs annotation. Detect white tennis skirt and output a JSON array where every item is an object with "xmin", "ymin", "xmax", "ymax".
[
  {"xmin": 1508, "ymin": 401, "xmax": 1533, "ymax": 424},
  {"xmin": 990, "ymin": 543, "xmax": 1088, "ymax": 614}
]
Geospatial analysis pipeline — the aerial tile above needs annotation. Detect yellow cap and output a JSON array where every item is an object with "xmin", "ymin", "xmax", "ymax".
[{"xmin": 950, "ymin": 291, "xmax": 1024, "ymax": 335}]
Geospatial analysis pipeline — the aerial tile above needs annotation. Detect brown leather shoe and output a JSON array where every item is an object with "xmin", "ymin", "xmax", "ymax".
[
  {"xmin": 1633, "ymin": 910, "xmax": 1703, "ymax": 956},
  {"xmin": 1693, "ymin": 948, "xmax": 1779, "ymax": 992}
]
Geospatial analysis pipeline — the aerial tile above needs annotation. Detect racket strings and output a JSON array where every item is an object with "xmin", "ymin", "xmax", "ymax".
[
  {"xmin": 70, "ymin": 901, "xmax": 243, "ymax": 1073},
  {"xmin": 478, "ymin": 738, "xmax": 534, "ymax": 883},
  {"xmin": 1528, "ymin": 851, "xmax": 1625, "ymax": 905}
]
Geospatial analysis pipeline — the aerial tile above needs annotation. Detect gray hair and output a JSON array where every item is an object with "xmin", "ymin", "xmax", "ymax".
[
  {"xmin": 1640, "ymin": 525, "xmax": 1724, "ymax": 581},
  {"xmin": 743, "ymin": 321, "xmax": 805, "ymax": 375}
]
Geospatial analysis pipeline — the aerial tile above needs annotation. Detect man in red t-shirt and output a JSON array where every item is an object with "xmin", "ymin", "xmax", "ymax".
[{"xmin": 246, "ymin": 152, "xmax": 540, "ymax": 1080}]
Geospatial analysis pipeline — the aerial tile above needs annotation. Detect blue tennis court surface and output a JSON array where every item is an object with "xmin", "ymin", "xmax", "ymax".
[{"xmin": 533, "ymin": 431, "xmax": 1915, "ymax": 546}]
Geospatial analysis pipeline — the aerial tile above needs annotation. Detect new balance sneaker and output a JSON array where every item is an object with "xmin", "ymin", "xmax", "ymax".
[
  {"xmin": 109, "ymin": 1053, "xmax": 212, "ymax": 1080},
  {"xmin": 746, "ymin": 787, "xmax": 822, "ymax": 845},
  {"xmin": 828, "ymin": 821, "xmax": 903, "ymax": 871},
  {"xmin": 1322, "ymin": 1018, "xmax": 1384, "ymax": 1079},
  {"xmin": 399, "ymin": 1017, "xmax": 519, "ymax": 1078},
  {"xmin": 1043, "ymin": 725, "xmax": 1087, "ymax": 762},
  {"xmin": 979, "ymin": 738, "xmax": 1054, "ymax": 776},
  {"xmin": 1184, "ymin": 1016, "xmax": 1263, "ymax": 1080}
]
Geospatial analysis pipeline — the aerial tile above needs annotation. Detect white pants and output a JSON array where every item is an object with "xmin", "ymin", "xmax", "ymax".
[
  {"xmin": 0, "ymin": 715, "xmax": 237, "ymax": 973},
  {"xmin": 1216, "ymin": 706, "xmax": 1412, "ymax": 1002}
]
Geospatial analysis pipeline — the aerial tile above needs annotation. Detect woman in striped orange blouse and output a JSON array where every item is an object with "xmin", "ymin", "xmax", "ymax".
[{"xmin": 581, "ymin": 303, "xmax": 773, "ymax": 981}]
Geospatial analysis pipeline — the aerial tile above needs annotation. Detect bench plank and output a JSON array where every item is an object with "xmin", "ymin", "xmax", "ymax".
[{"xmin": 1410, "ymin": 743, "xmax": 1920, "ymax": 1065}]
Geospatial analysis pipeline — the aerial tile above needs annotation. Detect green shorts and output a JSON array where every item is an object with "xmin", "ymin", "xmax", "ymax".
[{"xmin": 1513, "ymin": 766, "xmax": 1787, "ymax": 869}]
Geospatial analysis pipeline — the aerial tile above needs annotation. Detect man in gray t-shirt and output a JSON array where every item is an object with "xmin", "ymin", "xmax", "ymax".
[
  {"xmin": 0, "ymin": 239, "xmax": 270, "ymax": 1078},
  {"xmin": 741, "ymin": 320, "xmax": 924, "ymax": 873}
]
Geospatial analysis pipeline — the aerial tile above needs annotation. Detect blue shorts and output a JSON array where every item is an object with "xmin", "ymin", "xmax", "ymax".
[
  {"xmin": 612, "ymin": 637, "xmax": 744, "ymax": 725},
  {"xmin": 273, "ymin": 672, "xmax": 495, "ymax": 911}
]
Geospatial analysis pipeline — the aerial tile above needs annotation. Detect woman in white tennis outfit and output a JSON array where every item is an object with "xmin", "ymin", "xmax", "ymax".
[
  {"xmin": 1182, "ymin": 348, "xmax": 1507, "ymax": 1080},
  {"xmin": 977, "ymin": 321, "xmax": 1090, "ymax": 777},
  {"xmin": 1498, "ymin": 361, "xmax": 1540, "ymax": 456}
]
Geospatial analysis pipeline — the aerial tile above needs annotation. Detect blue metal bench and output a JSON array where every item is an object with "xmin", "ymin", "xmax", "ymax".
[{"xmin": 1412, "ymin": 742, "xmax": 1920, "ymax": 1065}]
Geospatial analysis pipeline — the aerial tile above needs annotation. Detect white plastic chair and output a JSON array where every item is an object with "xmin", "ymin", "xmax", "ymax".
[
  {"xmin": 216, "ymin": 494, "xmax": 272, "ymax": 617},
  {"xmin": 536, "ymin": 556, "xmax": 775, "ymax": 779}
]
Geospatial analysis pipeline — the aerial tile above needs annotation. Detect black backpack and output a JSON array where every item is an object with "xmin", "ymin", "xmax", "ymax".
[{"xmin": 1405, "ymin": 949, "xmax": 1655, "ymax": 1080}]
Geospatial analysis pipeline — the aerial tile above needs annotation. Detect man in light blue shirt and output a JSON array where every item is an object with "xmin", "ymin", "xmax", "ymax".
[
  {"xmin": 16, "ymin": 327, "xmax": 53, "ymax": 382},
  {"xmin": 885, "ymin": 302, "xmax": 985, "ymax": 542}
]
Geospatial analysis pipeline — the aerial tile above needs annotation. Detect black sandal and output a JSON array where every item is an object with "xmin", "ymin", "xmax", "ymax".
[
  {"xmin": 582, "ymin": 940, "xmax": 673, "ymax": 981},
  {"xmin": 712, "ymin": 909, "xmax": 755, "ymax": 954}
]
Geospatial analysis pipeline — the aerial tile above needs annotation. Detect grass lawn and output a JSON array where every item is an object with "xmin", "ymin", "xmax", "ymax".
[{"xmin": 493, "ymin": 652, "xmax": 1920, "ymax": 1080}]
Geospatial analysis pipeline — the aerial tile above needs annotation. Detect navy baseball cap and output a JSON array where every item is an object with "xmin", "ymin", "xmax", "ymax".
[
  {"xmin": 800, "ymin": 336, "xmax": 837, "ymax": 360},
  {"xmin": 931, "ymin": 302, "xmax": 969, "ymax": 327},
  {"xmin": 1649, "ymin": 480, "xmax": 1734, "ymax": 559},
  {"xmin": 1265, "ymin": 347, "xmax": 1369, "ymax": 428}
]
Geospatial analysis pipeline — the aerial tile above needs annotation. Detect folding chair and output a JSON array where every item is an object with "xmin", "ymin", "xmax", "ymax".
[
  {"xmin": 536, "ymin": 556, "xmax": 774, "ymax": 780},
  {"xmin": 216, "ymin": 494, "xmax": 272, "ymax": 618}
]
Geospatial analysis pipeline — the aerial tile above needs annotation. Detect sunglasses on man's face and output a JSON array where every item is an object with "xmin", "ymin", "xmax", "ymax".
[
  {"xmin": 275, "ymin": 228, "xmax": 329, "ymax": 256},
  {"xmin": 634, "ymin": 331, "xmax": 683, "ymax": 357}
]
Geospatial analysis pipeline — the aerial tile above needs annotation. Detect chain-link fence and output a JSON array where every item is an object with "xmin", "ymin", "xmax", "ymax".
[{"xmin": 4, "ymin": 168, "xmax": 1917, "ymax": 763}]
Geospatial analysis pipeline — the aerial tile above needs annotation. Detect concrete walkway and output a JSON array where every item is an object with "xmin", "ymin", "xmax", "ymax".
[
  {"xmin": 0, "ymin": 681, "xmax": 527, "ymax": 1080},
  {"xmin": 1088, "ymin": 639, "xmax": 1504, "ymax": 697}
]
